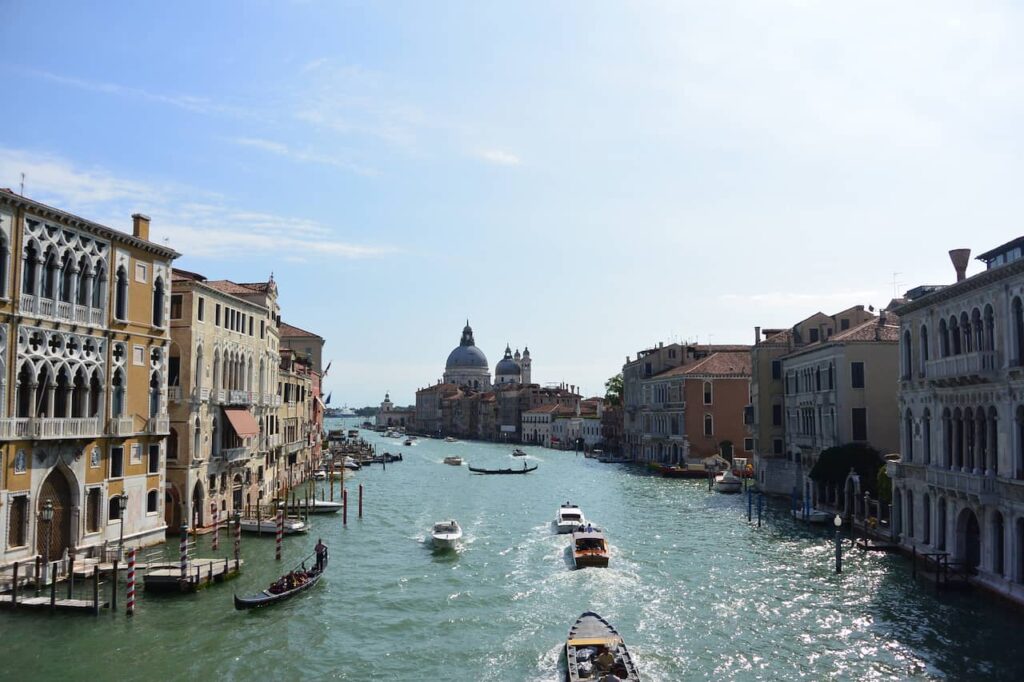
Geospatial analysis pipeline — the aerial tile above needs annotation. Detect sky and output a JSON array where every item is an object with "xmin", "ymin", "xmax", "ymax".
[{"xmin": 2, "ymin": 1, "xmax": 1023, "ymax": 406}]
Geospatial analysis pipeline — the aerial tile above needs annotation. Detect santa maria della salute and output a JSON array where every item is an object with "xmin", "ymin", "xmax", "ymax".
[{"xmin": 442, "ymin": 320, "xmax": 531, "ymax": 389}]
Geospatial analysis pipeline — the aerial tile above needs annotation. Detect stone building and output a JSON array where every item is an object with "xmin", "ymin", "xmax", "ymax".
[
  {"xmin": 749, "ymin": 306, "xmax": 877, "ymax": 495},
  {"xmin": 165, "ymin": 269, "xmax": 281, "ymax": 529},
  {"xmin": 277, "ymin": 348, "xmax": 317, "ymax": 492},
  {"xmin": 443, "ymin": 322, "xmax": 491, "ymax": 390},
  {"xmin": 375, "ymin": 392, "xmax": 415, "ymax": 428},
  {"xmin": 1, "ymin": 190, "xmax": 177, "ymax": 567},
  {"xmin": 889, "ymin": 240, "xmax": 1024, "ymax": 604}
]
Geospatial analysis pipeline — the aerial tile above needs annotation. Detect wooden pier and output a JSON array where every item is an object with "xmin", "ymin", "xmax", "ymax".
[{"xmin": 144, "ymin": 558, "xmax": 242, "ymax": 593}]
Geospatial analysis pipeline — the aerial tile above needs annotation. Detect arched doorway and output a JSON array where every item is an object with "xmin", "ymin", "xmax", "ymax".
[
  {"xmin": 36, "ymin": 469, "xmax": 73, "ymax": 560},
  {"xmin": 232, "ymin": 474, "xmax": 243, "ymax": 512},
  {"xmin": 956, "ymin": 507, "xmax": 981, "ymax": 572},
  {"xmin": 165, "ymin": 485, "xmax": 181, "ymax": 529},
  {"xmin": 192, "ymin": 481, "xmax": 205, "ymax": 528}
]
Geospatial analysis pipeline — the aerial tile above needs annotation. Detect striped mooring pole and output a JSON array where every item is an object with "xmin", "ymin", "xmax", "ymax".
[
  {"xmin": 212, "ymin": 507, "xmax": 220, "ymax": 552},
  {"xmin": 126, "ymin": 547, "xmax": 136, "ymax": 617},
  {"xmin": 275, "ymin": 509, "xmax": 284, "ymax": 561},
  {"xmin": 179, "ymin": 524, "xmax": 188, "ymax": 579},
  {"xmin": 233, "ymin": 513, "xmax": 241, "ymax": 569}
]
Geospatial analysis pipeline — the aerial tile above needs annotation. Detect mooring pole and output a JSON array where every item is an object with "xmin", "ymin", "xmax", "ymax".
[
  {"xmin": 359, "ymin": 484, "xmax": 363, "ymax": 519},
  {"xmin": 343, "ymin": 488, "xmax": 348, "ymax": 527},
  {"xmin": 757, "ymin": 492, "xmax": 764, "ymax": 528}
]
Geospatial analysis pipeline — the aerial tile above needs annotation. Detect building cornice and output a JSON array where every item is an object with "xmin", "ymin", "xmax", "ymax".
[{"xmin": 895, "ymin": 258, "xmax": 1024, "ymax": 315}]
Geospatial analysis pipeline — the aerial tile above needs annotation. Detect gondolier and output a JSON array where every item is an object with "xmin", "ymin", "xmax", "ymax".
[{"xmin": 315, "ymin": 538, "xmax": 328, "ymax": 571}]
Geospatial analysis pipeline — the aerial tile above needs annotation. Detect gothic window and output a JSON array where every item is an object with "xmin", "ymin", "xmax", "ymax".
[
  {"xmin": 149, "ymin": 371, "xmax": 160, "ymax": 417},
  {"xmin": 0, "ymin": 232, "xmax": 8, "ymax": 298},
  {"xmin": 920, "ymin": 324, "xmax": 929, "ymax": 375},
  {"xmin": 42, "ymin": 246, "xmax": 58, "ymax": 299},
  {"xmin": 86, "ymin": 488, "xmax": 101, "ymax": 532},
  {"xmin": 59, "ymin": 252, "xmax": 74, "ymax": 303},
  {"xmin": 92, "ymin": 263, "xmax": 106, "ymax": 309},
  {"xmin": 115, "ymin": 265, "xmax": 128, "ymax": 320},
  {"xmin": 704, "ymin": 414, "xmax": 713, "ymax": 436},
  {"xmin": 22, "ymin": 241, "xmax": 38, "ymax": 295},
  {"xmin": 147, "ymin": 490, "xmax": 159, "ymax": 513},
  {"xmin": 152, "ymin": 276, "xmax": 165, "ymax": 327},
  {"xmin": 76, "ymin": 255, "xmax": 89, "ymax": 305},
  {"xmin": 90, "ymin": 447, "xmax": 100, "ymax": 468},
  {"xmin": 703, "ymin": 381, "xmax": 713, "ymax": 405},
  {"xmin": 112, "ymin": 369, "xmax": 125, "ymax": 417}
]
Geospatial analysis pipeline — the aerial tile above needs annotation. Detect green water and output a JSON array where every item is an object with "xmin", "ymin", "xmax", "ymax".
[{"xmin": 3, "ymin": 418, "xmax": 1023, "ymax": 680}]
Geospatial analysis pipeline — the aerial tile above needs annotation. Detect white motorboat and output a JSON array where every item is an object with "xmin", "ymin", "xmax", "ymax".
[
  {"xmin": 791, "ymin": 508, "xmax": 833, "ymax": 524},
  {"xmin": 443, "ymin": 456, "xmax": 463, "ymax": 466},
  {"xmin": 343, "ymin": 456, "xmax": 361, "ymax": 471},
  {"xmin": 556, "ymin": 502, "xmax": 587, "ymax": 534},
  {"xmin": 431, "ymin": 520, "xmax": 462, "ymax": 549},
  {"xmin": 239, "ymin": 517, "xmax": 309, "ymax": 534},
  {"xmin": 445, "ymin": 437, "xmax": 458, "ymax": 443},
  {"xmin": 312, "ymin": 470, "xmax": 327, "ymax": 481},
  {"xmin": 714, "ymin": 470, "xmax": 742, "ymax": 494},
  {"xmin": 281, "ymin": 499, "xmax": 344, "ymax": 515}
]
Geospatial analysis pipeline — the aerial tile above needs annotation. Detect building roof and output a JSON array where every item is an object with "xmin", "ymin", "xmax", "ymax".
[
  {"xmin": 205, "ymin": 280, "xmax": 264, "ymax": 295},
  {"xmin": 280, "ymin": 321, "xmax": 323, "ymax": 339},
  {"xmin": 683, "ymin": 351, "xmax": 752, "ymax": 377},
  {"xmin": 782, "ymin": 317, "xmax": 900, "ymax": 360},
  {"xmin": 172, "ymin": 268, "xmax": 206, "ymax": 282},
  {"xmin": 525, "ymin": 404, "xmax": 564, "ymax": 414}
]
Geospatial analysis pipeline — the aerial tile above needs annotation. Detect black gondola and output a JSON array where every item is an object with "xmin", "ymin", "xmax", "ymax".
[
  {"xmin": 467, "ymin": 463, "xmax": 538, "ymax": 475},
  {"xmin": 234, "ymin": 551, "xmax": 328, "ymax": 610}
]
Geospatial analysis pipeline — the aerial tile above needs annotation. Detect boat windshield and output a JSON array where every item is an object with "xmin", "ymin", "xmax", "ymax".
[
  {"xmin": 561, "ymin": 512, "xmax": 582, "ymax": 522},
  {"xmin": 575, "ymin": 537, "xmax": 606, "ymax": 551}
]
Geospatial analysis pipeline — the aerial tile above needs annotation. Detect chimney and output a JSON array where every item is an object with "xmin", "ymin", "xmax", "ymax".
[
  {"xmin": 132, "ymin": 213, "xmax": 151, "ymax": 241},
  {"xmin": 754, "ymin": 326, "xmax": 761, "ymax": 346},
  {"xmin": 949, "ymin": 249, "xmax": 971, "ymax": 282}
]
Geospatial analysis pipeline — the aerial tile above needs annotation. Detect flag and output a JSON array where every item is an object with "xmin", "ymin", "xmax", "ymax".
[
  {"xmin": 325, "ymin": 392, "xmax": 332, "ymax": 405},
  {"xmin": 323, "ymin": 361, "xmax": 332, "ymax": 377}
]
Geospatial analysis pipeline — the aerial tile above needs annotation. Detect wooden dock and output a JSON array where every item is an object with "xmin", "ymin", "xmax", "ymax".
[
  {"xmin": 143, "ymin": 558, "xmax": 242, "ymax": 593},
  {"xmin": 0, "ymin": 593, "xmax": 108, "ymax": 613}
]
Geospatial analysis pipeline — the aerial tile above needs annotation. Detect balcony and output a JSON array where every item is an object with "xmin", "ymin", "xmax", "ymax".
[
  {"xmin": 262, "ymin": 393, "xmax": 275, "ymax": 406},
  {"xmin": 0, "ymin": 417, "xmax": 102, "ymax": 440},
  {"xmin": 211, "ymin": 389, "xmax": 226, "ymax": 404},
  {"xmin": 925, "ymin": 350, "xmax": 1000, "ymax": 386},
  {"xmin": 146, "ymin": 414, "xmax": 170, "ymax": 434},
  {"xmin": 18, "ymin": 293, "xmax": 104, "ymax": 326},
  {"xmin": 192, "ymin": 387, "xmax": 211, "ymax": 403},
  {"xmin": 285, "ymin": 440, "xmax": 304, "ymax": 455},
  {"xmin": 925, "ymin": 466, "xmax": 997, "ymax": 504},
  {"xmin": 227, "ymin": 390, "xmax": 252, "ymax": 405},
  {"xmin": 220, "ymin": 446, "xmax": 250, "ymax": 463},
  {"xmin": 272, "ymin": 395, "xmax": 282, "ymax": 407},
  {"xmin": 108, "ymin": 417, "xmax": 135, "ymax": 436},
  {"xmin": 168, "ymin": 386, "xmax": 184, "ymax": 403}
]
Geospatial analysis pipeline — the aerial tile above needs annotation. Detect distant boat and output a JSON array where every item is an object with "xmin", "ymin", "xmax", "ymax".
[
  {"xmin": 468, "ymin": 463, "xmax": 538, "ymax": 475},
  {"xmin": 792, "ymin": 509, "xmax": 832, "ymax": 524},
  {"xmin": 661, "ymin": 464, "xmax": 708, "ymax": 479},
  {"xmin": 511, "ymin": 448, "xmax": 527, "ymax": 457},
  {"xmin": 571, "ymin": 528, "xmax": 609, "ymax": 568},
  {"xmin": 445, "ymin": 436, "xmax": 458, "ymax": 443},
  {"xmin": 431, "ymin": 520, "xmax": 462, "ymax": 549},
  {"xmin": 239, "ymin": 517, "xmax": 309, "ymax": 535},
  {"xmin": 443, "ymin": 456, "xmax": 463, "ymax": 466},
  {"xmin": 403, "ymin": 439, "xmax": 413, "ymax": 446},
  {"xmin": 714, "ymin": 470, "xmax": 742, "ymax": 494},
  {"xmin": 337, "ymin": 405, "xmax": 356, "ymax": 418},
  {"xmin": 556, "ymin": 502, "xmax": 586, "ymax": 534},
  {"xmin": 280, "ymin": 499, "xmax": 343, "ymax": 515}
]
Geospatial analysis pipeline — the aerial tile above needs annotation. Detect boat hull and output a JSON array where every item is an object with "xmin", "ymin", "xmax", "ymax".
[
  {"xmin": 239, "ymin": 519, "xmax": 309, "ymax": 534},
  {"xmin": 235, "ymin": 558, "xmax": 326, "ymax": 609},
  {"xmin": 565, "ymin": 611, "xmax": 640, "ymax": 681},
  {"xmin": 468, "ymin": 464, "xmax": 538, "ymax": 474}
]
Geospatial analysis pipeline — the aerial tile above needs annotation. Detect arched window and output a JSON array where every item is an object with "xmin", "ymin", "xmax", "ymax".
[
  {"xmin": 988, "ymin": 406, "xmax": 999, "ymax": 475},
  {"xmin": 906, "ymin": 489, "xmax": 915, "ymax": 539},
  {"xmin": 193, "ymin": 416, "xmax": 202, "ymax": 460},
  {"xmin": 92, "ymin": 264, "xmax": 106, "ymax": 309},
  {"xmin": 939, "ymin": 319, "xmax": 949, "ymax": 358},
  {"xmin": 904, "ymin": 410, "xmax": 914, "ymax": 462},
  {"xmin": 108, "ymin": 496, "xmax": 123, "ymax": 521},
  {"xmin": 703, "ymin": 381, "xmax": 713, "ymax": 405},
  {"xmin": 902, "ymin": 330, "xmax": 913, "ymax": 380},
  {"xmin": 42, "ymin": 247, "xmax": 58, "ymax": 299},
  {"xmin": 919, "ymin": 325, "xmax": 929, "ymax": 376},
  {"xmin": 22, "ymin": 241, "xmax": 38, "ymax": 295},
  {"xmin": 1013, "ymin": 298, "xmax": 1024, "ymax": 365},
  {"xmin": 149, "ymin": 371, "xmax": 161, "ymax": 418},
  {"xmin": 960, "ymin": 312, "xmax": 972, "ymax": 353},
  {"xmin": 59, "ymin": 252, "xmax": 74, "ymax": 303},
  {"xmin": 703, "ymin": 413, "xmax": 713, "ymax": 436},
  {"xmin": 76, "ymin": 255, "xmax": 89, "ymax": 305},
  {"xmin": 0, "ymin": 232, "xmax": 9, "ymax": 298},
  {"xmin": 147, "ymin": 490, "xmax": 159, "ymax": 514},
  {"xmin": 983, "ymin": 304, "xmax": 995, "ymax": 352},
  {"xmin": 115, "ymin": 266, "xmax": 128, "ymax": 320},
  {"xmin": 111, "ymin": 369, "xmax": 125, "ymax": 417},
  {"xmin": 168, "ymin": 427, "xmax": 179, "ymax": 460},
  {"xmin": 88, "ymin": 370, "xmax": 102, "ymax": 418},
  {"xmin": 971, "ymin": 308, "xmax": 983, "ymax": 352},
  {"xmin": 922, "ymin": 409, "xmax": 932, "ymax": 465},
  {"xmin": 922, "ymin": 494, "xmax": 932, "ymax": 545},
  {"xmin": 152, "ymin": 276, "xmax": 165, "ymax": 327},
  {"xmin": 16, "ymin": 362, "xmax": 34, "ymax": 417},
  {"xmin": 949, "ymin": 316, "xmax": 961, "ymax": 355}
]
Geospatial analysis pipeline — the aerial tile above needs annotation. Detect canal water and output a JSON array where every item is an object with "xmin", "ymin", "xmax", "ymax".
[{"xmin": 3, "ymin": 418, "xmax": 1023, "ymax": 680}]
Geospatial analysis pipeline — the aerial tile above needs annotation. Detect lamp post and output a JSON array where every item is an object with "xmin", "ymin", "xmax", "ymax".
[
  {"xmin": 834, "ymin": 513, "xmax": 843, "ymax": 573},
  {"xmin": 117, "ymin": 493, "xmax": 128, "ymax": 560},
  {"xmin": 40, "ymin": 500, "xmax": 54, "ymax": 585}
]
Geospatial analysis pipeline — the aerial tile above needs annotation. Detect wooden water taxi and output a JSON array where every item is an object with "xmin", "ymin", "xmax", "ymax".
[
  {"xmin": 571, "ymin": 529, "xmax": 609, "ymax": 568},
  {"xmin": 443, "ymin": 456, "xmax": 463, "ymax": 466},
  {"xmin": 565, "ymin": 611, "xmax": 640, "ymax": 681}
]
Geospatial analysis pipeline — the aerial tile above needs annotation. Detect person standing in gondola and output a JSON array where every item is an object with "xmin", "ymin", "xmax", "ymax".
[{"xmin": 315, "ymin": 538, "xmax": 328, "ymax": 572}]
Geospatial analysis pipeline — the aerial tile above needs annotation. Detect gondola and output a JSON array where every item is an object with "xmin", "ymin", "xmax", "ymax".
[
  {"xmin": 234, "ymin": 551, "xmax": 328, "ymax": 610},
  {"xmin": 467, "ymin": 463, "xmax": 538, "ymax": 475},
  {"xmin": 565, "ymin": 611, "xmax": 640, "ymax": 681}
]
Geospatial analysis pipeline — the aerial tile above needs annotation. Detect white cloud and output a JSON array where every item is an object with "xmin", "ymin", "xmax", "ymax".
[
  {"xmin": 229, "ymin": 137, "xmax": 377, "ymax": 176},
  {"xmin": 474, "ymin": 148, "xmax": 521, "ymax": 166},
  {"xmin": 0, "ymin": 146, "xmax": 392, "ymax": 261}
]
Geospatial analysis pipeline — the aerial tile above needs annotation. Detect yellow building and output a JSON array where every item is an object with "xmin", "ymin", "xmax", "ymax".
[{"xmin": 1, "ymin": 189, "xmax": 178, "ymax": 569}]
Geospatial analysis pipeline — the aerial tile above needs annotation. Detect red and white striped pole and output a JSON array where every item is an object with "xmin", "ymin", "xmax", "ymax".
[
  {"xmin": 275, "ymin": 509, "xmax": 283, "ymax": 561},
  {"xmin": 179, "ymin": 524, "xmax": 188, "ymax": 579},
  {"xmin": 212, "ymin": 508, "xmax": 220, "ymax": 552},
  {"xmin": 126, "ymin": 547, "xmax": 136, "ymax": 617},
  {"xmin": 233, "ymin": 513, "xmax": 241, "ymax": 569}
]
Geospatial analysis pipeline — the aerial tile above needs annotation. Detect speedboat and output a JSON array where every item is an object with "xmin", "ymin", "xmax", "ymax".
[
  {"xmin": 556, "ymin": 502, "xmax": 586, "ymax": 534},
  {"xmin": 714, "ymin": 470, "xmax": 742, "ymax": 494},
  {"xmin": 512, "ymin": 448, "xmax": 527, "ymax": 457},
  {"xmin": 239, "ymin": 517, "xmax": 309, "ymax": 535},
  {"xmin": 565, "ymin": 611, "xmax": 640, "ymax": 681},
  {"xmin": 443, "ymin": 456, "xmax": 463, "ymax": 466},
  {"xmin": 281, "ymin": 499, "xmax": 343, "ymax": 515},
  {"xmin": 431, "ymin": 520, "xmax": 462, "ymax": 549},
  {"xmin": 445, "ymin": 436, "xmax": 458, "ymax": 443},
  {"xmin": 572, "ymin": 528, "xmax": 609, "ymax": 568},
  {"xmin": 403, "ymin": 439, "xmax": 413, "ymax": 446},
  {"xmin": 343, "ymin": 457, "xmax": 361, "ymax": 471},
  {"xmin": 312, "ymin": 470, "xmax": 327, "ymax": 481},
  {"xmin": 791, "ymin": 508, "xmax": 832, "ymax": 524}
]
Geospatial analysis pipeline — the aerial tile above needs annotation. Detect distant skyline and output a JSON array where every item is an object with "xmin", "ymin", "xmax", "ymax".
[{"xmin": 3, "ymin": 1, "xmax": 1022, "ymax": 405}]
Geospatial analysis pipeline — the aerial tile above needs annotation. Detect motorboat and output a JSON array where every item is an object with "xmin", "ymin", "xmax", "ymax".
[
  {"xmin": 445, "ymin": 436, "xmax": 458, "ymax": 443},
  {"xmin": 343, "ymin": 457, "xmax": 362, "ymax": 471},
  {"xmin": 556, "ymin": 502, "xmax": 586, "ymax": 534},
  {"xmin": 714, "ymin": 470, "xmax": 742, "ymax": 494},
  {"xmin": 571, "ymin": 528, "xmax": 609, "ymax": 568},
  {"xmin": 511, "ymin": 448, "xmax": 528, "ymax": 457},
  {"xmin": 234, "ymin": 545, "xmax": 328, "ymax": 610},
  {"xmin": 312, "ymin": 470, "xmax": 327, "ymax": 481},
  {"xmin": 791, "ymin": 508, "xmax": 833, "ymax": 524},
  {"xmin": 239, "ymin": 517, "xmax": 309, "ymax": 535},
  {"xmin": 565, "ymin": 611, "xmax": 640, "ymax": 681},
  {"xmin": 431, "ymin": 520, "xmax": 462, "ymax": 549},
  {"xmin": 403, "ymin": 439, "xmax": 413, "ymax": 446},
  {"xmin": 443, "ymin": 456, "xmax": 463, "ymax": 466},
  {"xmin": 281, "ymin": 499, "xmax": 343, "ymax": 515},
  {"xmin": 661, "ymin": 464, "xmax": 709, "ymax": 479}
]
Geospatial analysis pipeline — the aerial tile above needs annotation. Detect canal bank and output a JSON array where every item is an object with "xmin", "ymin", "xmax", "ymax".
[{"xmin": 2, "ymin": 418, "xmax": 1023, "ymax": 680}]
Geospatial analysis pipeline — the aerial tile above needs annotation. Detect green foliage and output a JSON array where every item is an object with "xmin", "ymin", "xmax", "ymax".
[
  {"xmin": 876, "ymin": 465, "xmax": 892, "ymax": 504},
  {"xmin": 604, "ymin": 373, "xmax": 624, "ymax": 407},
  {"xmin": 807, "ymin": 443, "xmax": 884, "ymax": 496}
]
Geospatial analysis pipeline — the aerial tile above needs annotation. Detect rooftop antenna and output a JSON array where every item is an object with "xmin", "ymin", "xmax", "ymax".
[
  {"xmin": 891, "ymin": 272, "xmax": 903, "ymax": 298},
  {"xmin": 19, "ymin": 172, "xmax": 25, "ymax": 196}
]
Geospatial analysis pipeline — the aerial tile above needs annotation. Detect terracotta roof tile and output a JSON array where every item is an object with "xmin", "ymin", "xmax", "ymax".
[
  {"xmin": 280, "ymin": 321, "xmax": 322, "ymax": 339},
  {"xmin": 682, "ymin": 351, "xmax": 752, "ymax": 377},
  {"xmin": 205, "ymin": 280, "xmax": 261, "ymax": 295},
  {"xmin": 831, "ymin": 317, "xmax": 901, "ymax": 343}
]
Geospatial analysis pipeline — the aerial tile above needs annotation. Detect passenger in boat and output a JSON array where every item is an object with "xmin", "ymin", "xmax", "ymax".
[
  {"xmin": 596, "ymin": 649, "xmax": 615, "ymax": 673},
  {"xmin": 586, "ymin": 523, "xmax": 593, "ymax": 533}
]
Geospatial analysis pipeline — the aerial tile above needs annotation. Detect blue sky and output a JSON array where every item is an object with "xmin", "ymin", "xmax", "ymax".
[{"xmin": 2, "ymin": 1, "xmax": 1023, "ymax": 406}]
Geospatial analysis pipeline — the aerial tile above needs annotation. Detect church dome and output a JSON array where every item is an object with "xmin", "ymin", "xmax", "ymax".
[
  {"xmin": 445, "ymin": 322, "xmax": 489, "ymax": 370},
  {"xmin": 495, "ymin": 345, "xmax": 522, "ymax": 376}
]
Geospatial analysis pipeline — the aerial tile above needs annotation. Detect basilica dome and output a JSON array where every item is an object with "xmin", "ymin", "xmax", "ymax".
[
  {"xmin": 446, "ymin": 322, "xmax": 489, "ymax": 370},
  {"xmin": 495, "ymin": 345, "xmax": 522, "ymax": 377}
]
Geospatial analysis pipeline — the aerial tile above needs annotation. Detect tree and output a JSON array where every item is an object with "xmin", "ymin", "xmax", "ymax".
[
  {"xmin": 604, "ymin": 373, "xmax": 623, "ymax": 407},
  {"xmin": 808, "ymin": 443, "xmax": 885, "ymax": 496},
  {"xmin": 876, "ymin": 465, "xmax": 892, "ymax": 504}
]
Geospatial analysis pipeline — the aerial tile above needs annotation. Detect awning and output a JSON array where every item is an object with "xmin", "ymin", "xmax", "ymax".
[{"xmin": 223, "ymin": 407, "xmax": 260, "ymax": 438}]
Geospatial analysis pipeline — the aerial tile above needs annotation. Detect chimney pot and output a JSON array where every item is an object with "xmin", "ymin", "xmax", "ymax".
[
  {"xmin": 949, "ymin": 249, "xmax": 971, "ymax": 282},
  {"xmin": 754, "ymin": 326, "xmax": 761, "ymax": 346},
  {"xmin": 132, "ymin": 213, "xmax": 151, "ymax": 241}
]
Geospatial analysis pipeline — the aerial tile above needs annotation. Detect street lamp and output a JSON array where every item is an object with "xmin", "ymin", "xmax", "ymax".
[
  {"xmin": 834, "ymin": 513, "xmax": 843, "ymax": 573},
  {"xmin": 117, "ymin": 493, "xmax": 129, "ymax": 560},
  {"xmin": 40, "ymin": 500, "xmax": 54, "ymax": 586}
]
